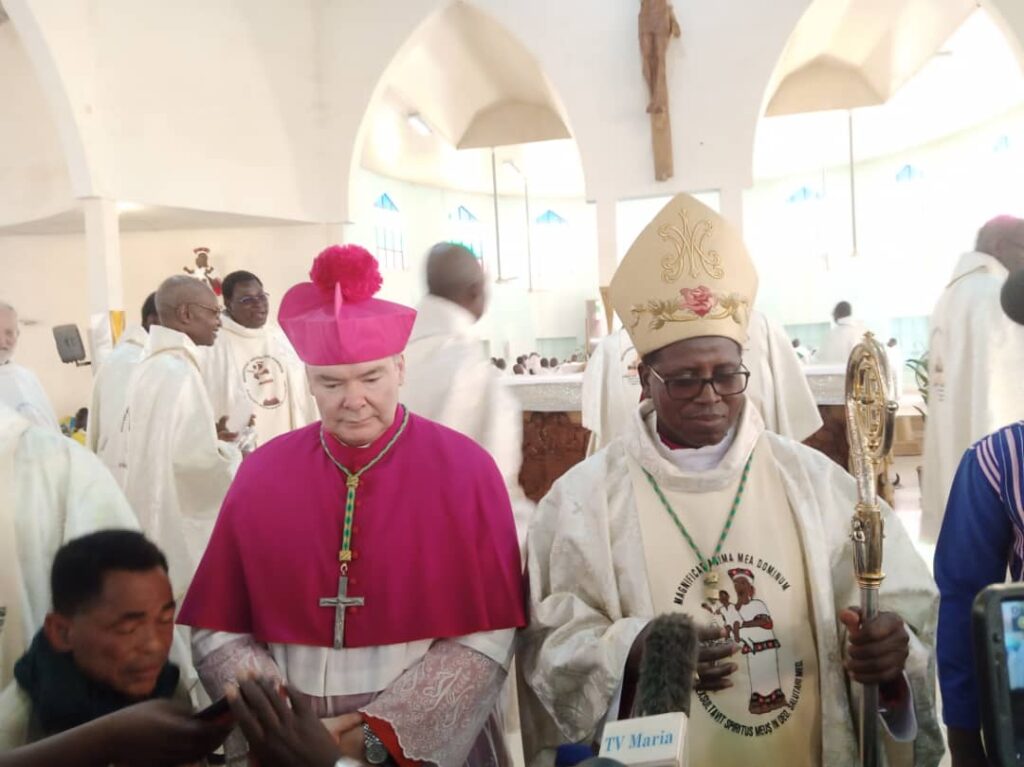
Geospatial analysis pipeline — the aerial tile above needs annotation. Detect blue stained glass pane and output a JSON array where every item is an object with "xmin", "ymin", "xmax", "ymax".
[
  {"xmin": 786, "ymin": 186, "xmax": 820, "ymax": 204},
  {"xmin": 895, "ymin": 164, "xmax": 922, "ymax": 183},
  {"xmin": 374, "ymin": 193, "xmax": 399, "ymax": 212},
  {"xmin": 536, "ymin": 209, "xmax": 567, "ymax": 225}
]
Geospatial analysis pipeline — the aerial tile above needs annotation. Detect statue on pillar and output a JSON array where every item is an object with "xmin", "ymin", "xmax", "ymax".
[
  {"xmin": 184, "ymin": 247, "xmax": 223, "ymax": 296},
  {"xmin": 639, "ymin": 0, "xmax": 681, "ymax": 181}
]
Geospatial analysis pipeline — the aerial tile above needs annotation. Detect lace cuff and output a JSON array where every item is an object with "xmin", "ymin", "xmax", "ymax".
[
  {"xmin": 195, "ymin": 634, "xmax": 281, "ymax": 766},
  {"xmin": 362, "ymin": 640, "xmax": 507, "ymax": 767}
]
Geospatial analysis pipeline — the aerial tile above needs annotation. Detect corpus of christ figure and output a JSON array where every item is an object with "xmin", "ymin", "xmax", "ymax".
[{"xmin": 639, "ymin": 0, "xmax": 681, "ymax": 181}]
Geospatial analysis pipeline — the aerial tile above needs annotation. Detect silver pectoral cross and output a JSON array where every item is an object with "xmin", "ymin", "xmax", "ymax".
[{"xmin": 319, "ymin": 575, "xmax": 365, "ymax": 650}]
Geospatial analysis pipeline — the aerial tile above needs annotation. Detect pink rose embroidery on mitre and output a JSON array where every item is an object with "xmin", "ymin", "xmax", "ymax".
[{"xmin": 679, "ymin": 286, "xmax": 717, "ymax": 317}]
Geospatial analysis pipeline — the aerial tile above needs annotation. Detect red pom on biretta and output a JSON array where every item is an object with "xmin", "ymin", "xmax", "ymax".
[{"xmin": 309, "ymin": 244, "xmax": 383, "ymax": 302}]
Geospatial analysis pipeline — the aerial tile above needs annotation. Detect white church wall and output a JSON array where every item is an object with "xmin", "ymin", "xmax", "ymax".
[
  {"xmin": 341, "ymin": 0, "xmax": 813, "ymax": 224},
  {"xmin": 746, "ymin": 103, "xmax": 1024, "ymax": 356},
  {"xmin": 0, "ymin": 232, "xmax": 92, "ymax": 419},
  {"xmin": 5, "ymin": 0, "xmax": 813, "ymax": 228},
  {"xmin": 349, "ymin": 168, "xmax": 598, "ymax": 360},
  {"xmin": 117, "ymin": 225, "xmax": 335, "ymax": 323},
  {"xmin": 7, "ymin": 0, "xmax": 1024, "ymax": 235},
  {"xmin": 0, "ymin": 222, "xmax": 333, "ymax": 417},
  {"xmin": 0, "ymin": 21, "xmax": 73, "ymax": 227},
  {"xmin": 0, "ymin": 187, "xmax": 597, "ymax": 416},
  {"xmin": 5, "ymin": 0, "xmax": 327, "ymax": 222}
]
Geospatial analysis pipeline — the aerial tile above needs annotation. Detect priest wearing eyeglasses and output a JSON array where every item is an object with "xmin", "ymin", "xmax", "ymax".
[
  {"xmin": 178, "ymin": 245, "xmax": 526, "ymax": 767},
  {"xmin": 202, "ymin": 270, "xmax": 317, "ymax": 449},
  {"xmin": 518, "ymin": 195, "xmax": 943, "ymax": 767},
  {"xmin": 118, "ymin": 275, "xmax": 242, "ymax": 601}
]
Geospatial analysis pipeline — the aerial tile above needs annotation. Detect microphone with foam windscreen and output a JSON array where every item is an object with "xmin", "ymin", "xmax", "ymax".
[
  {"xmin": 599, "ymin": 614, "xmax": 699, "ymax": 767},
  {"xmin": 1001, "ymin": 269, "xmax": 1024, "ymax": 326},
  {"xmin": 636, "ymin": 614, "xmax": 700, "ymax": 716}
]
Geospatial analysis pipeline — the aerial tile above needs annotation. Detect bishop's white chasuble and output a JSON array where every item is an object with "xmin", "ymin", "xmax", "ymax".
[
  {"xmin": 628, "ymin": 420, "xmax": 821, "ymax": 766},
  {"xmin": 519, "ymin": 402, "xmax": 943, "ymax": 767}
]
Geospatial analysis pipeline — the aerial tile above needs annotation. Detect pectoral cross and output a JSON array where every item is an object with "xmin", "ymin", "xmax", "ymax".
[{"xmin": 319, "ymin": 575, "xmax": 364, "ymax": 650}]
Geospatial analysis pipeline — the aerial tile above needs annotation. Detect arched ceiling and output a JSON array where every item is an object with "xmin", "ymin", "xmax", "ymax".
[
  {"xmin": 756, "ymin": 9, "xmax": 1024, "ymax": 178},
  {"xmin": 359, "ymin": 1, "xmax": 583, "ymax": 198},
  {"xmin": 381, "ymin": 2, "xmax": 570, "ymax": 149},
  {"xmin": 765, "ymin": 0, "xmax": 977, "ymax": 116}
]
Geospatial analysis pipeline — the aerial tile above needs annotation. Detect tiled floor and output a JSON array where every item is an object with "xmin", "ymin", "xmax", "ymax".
[
  {"xmin": 891, "ymin": 454, "xmax": 936, "ymax": 571},
  {"xmin": 891, "ymin": 453, "xmax": 952, "ymax": 767}
]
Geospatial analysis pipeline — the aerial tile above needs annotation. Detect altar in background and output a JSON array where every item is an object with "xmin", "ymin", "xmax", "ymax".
[
  {"xmin": 505, "ymin": 375, "xmax": 589, "ymax": 503},
  {"xmin": 505, "ymin": 366, "xmax": 924, "ymax": 504}
]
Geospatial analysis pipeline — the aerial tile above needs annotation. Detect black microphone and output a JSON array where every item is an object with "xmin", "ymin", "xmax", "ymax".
[
  {"xmin": 636, "ymin": 613, "xmax": 700, "ymax": 716},
  {"xmin": 1001, "ymin": 269, "xmax": 1024, "ymax": 326}
]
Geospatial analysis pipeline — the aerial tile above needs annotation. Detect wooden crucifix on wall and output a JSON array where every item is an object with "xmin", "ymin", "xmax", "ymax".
[{"xmin": 639, "ymin": 0, "xmax": 681, "ymax": 181}]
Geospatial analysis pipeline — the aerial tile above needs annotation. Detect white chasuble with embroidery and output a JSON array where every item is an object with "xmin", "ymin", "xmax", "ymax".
[
  {"xmin": 630, "ymin": 439, "xmax": 822, "ymax": 766},
  {"xmin": 202, "ymin": 315, "xmax": 317, "ymax": 448}
]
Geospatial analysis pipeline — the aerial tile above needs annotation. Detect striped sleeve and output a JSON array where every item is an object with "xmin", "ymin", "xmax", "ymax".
[{"xmin": 935, "ymin": 440, "xmax": 1013, "ymax": 729}]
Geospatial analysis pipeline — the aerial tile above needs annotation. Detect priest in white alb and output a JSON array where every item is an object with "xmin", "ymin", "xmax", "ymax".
[
  {"xmin": 202, "ymin": 270, "xmax": 316, "ymax": 448},
  {"xmin": 814, "ymin": 301, "xmax": 866, "ymax": 365},
  {"xmin": 86, "ymin": 292, "xmax": 159, "ymax": 480},
  {"xmin": 921, "ymin": 215, "xmax": 1024, "ymax": 542},
  {"xmin": 119, "ymin": 276, "xmax": 242, "ymax": 600},
  {"xmin": 0, "ymin": 303, "xmax": 59, "ymax": 432},
  {"xmin": 0, "ymin": 403, "xmax": 137, "ymax": 688},
  {"xmin": 743, "ymin": 309, "xmax": 823, "ymax": 441},
  {"xmin": 581, "ymin": 328, "xmax": 643, "ymax": 453},
  {"xmin": 519, "ymin": 194, "xmax": 942, "ymax": 767},
  {"xmin": 178, "ymin": 245, "xmax": 526, "ymax": 767},
  {"xmin": 404, "ymin": 242, "xmax": 532, "ymax": 546},
  {"xmin": 582, "ymin": 309, "xmax": 821, "ymax": 452}
]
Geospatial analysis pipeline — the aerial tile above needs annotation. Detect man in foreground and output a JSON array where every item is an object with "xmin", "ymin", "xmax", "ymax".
[
  {"xmin": 179, "ymin": 245, "xmax": 526, "ymax": 766},
  {"xmin": 520, "ymin": 194, "xmax": 941, "ymax": 766},
  {"xmin": 0, "ymin": 530, "xmax": 227, "ymax": 757},
  {"xmin": 582, "ymin": 309, "xmax": 821, "ymax": 454},
  {"xmin": 935, "ymin": 420, "xmax": 1024, "ymax": 767},
  {"xmin": 0, "ymin": 403, "xmax": 137, "ymax": 688}
]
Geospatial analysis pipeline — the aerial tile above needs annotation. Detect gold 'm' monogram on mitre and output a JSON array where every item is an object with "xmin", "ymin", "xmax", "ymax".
[{"xmin": 658, "ymin": 209, "xmax": 725, "ymax": 283}]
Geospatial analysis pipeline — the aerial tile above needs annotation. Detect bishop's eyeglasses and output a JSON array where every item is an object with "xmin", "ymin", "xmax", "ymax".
[{"xmin": 647, "ymin": 365, "xmax": 750, "ymax": 401}]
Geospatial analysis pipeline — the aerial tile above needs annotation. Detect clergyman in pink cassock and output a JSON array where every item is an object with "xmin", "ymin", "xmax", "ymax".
[{"xmin": 178, "ymin": 245, "xmax": 526, "ymax": 767}]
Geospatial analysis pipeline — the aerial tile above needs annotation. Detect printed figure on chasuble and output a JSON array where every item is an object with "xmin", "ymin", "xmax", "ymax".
[
  {"xmin": 518, "ymin": 194, "xmax": 943, "ymax": 767},
  {"xmin": 178, "ymin": 245, "xmax": 526, "ymax": 767}
]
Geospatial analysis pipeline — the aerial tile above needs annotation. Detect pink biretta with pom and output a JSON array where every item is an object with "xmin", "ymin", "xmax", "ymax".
[{"xmin": 279, "ymin": 244, "xmax": 417, "ymax": 365}]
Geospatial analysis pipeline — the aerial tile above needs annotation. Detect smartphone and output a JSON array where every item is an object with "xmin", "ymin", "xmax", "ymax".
[
  {"xmin": 973, "ymin": 583, "xmax": 1024, "ymax": 767},
  {"xmin": 194, "ymin": 696, "xmax": 234, "ymax": 725}
]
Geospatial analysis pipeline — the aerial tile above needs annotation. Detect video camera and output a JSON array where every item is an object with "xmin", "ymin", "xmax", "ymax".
[{"xmin": 974, "ymin": 582, "xmax": 1024, "ymax": 766}]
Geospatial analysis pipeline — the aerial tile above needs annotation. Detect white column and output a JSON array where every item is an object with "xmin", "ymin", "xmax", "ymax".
[
  {"xmin": 595, "ymin": 197, "xmax": 618, "ymax": 286},
  {"xmin": 325, "ymin": 221, "xmax": 349, "ymax": 246},
  {"xmin": 718, "ymin": 186, "xmax": 745, "ymax": 236},
  {"xmin": 82, "ymin": 198, "xmax": 123, "ymax": 366}
]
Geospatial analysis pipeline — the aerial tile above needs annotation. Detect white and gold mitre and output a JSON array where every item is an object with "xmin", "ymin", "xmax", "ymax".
[{"xmin": 609, "ymin": 194, "xmax": 758, "ymax": 358}]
